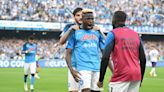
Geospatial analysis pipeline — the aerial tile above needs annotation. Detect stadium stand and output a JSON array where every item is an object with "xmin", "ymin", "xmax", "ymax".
[{"xmin": 0, "ymin": 0, "xmax": 163, "ymax": 26}]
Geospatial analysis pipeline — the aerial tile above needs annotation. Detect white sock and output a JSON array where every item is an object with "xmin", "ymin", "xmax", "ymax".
[
  {"xmin": 30, "ymin": 85, "xmax": 34, "ymax": 90},
  {"xmin": 24, "ymin": 83, "xmax": 28, "ymax": 91},
  {"xmin": 152, "ymin": 68, "xmax": 156, "ymax": 74},
  {"xmin": 150, "ymin": 68, "xmax": 155, "ymax": 73}
]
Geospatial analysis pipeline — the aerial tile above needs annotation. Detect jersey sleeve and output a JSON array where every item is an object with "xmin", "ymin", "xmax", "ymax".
[
  {"xmin": 63, "ymin": 24, "xmax": 73, "ymax": 32},
  {"xmin": 66, "ymin": 31, "xmax": 76, "ymax": 50},
  {"xmin": 104, "ymin": 31, "xmax": 115, "ymax": 48},
  {"xmin": 99, "ymin": 32, "xmax": 105, "ymax": 50}
]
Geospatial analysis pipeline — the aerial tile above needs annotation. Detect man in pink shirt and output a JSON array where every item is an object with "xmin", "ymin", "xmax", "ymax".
[{"xmin": 97, "ymin": 11, "xmax": 146, "ymax": 92}]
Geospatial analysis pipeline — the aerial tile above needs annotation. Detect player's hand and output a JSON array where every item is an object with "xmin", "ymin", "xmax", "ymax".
[
  {"xmin": 27, "ymin": 48, "xmax": 34, "ymax": 53},
  {"xmin": 71, "ymin": 25, "xmax": 80, "ymax": 30},
  {"xmin": 70, "ymin": 68, "xmax": 81, "ymax": 82},
  {"xmin": 25, "ymin": 50, "xmax": 30, "ymax": 53},
  {"xmin": 97, "ymin": 81, "xmax": 103, "ymax": 88},
  {"xmin": 93, "ymin": 25, "xmax": 100, "ymax": 31}
]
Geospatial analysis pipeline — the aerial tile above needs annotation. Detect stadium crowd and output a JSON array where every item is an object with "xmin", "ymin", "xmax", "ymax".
[
  {"xmin": 0, "ymin": 0, "xmax": 163, "ymax": 26},
  {"xmin": 0, "ymin": 38, "xmax": 163, "ymax": 61}
]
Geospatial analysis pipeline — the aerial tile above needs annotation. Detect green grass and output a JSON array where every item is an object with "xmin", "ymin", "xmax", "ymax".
[{"xmin": 0, "ymin": 67, "xmax": 164, "ymax": 92}]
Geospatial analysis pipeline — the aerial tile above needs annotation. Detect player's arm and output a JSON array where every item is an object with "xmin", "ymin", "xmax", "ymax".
[
  {"xmin": 103, "ymin": 31, "xmax": 115, "ymax": 68},
  {"xmin": 65, "ymin": 49, "xmax": 74, "ymax": 71},
  {"xmin": 139, "ymin": 39, "xmax": 146, "ymax": 85},
  {"xmin": 59, "ymin": 25, "xmax": 79, "ymax": 45},
  {"xmin": 22, "ymin": 44, "xmax": 28, "ymax": 54},
  {"xmin": 97, "ymin": 31, "xmax": 115, "ymax": 88},
  {"xmin": 100, "ymin": 40, "xmax": 114, "ymax": 81},
  {"xmin": 65, "ymin": 33, "xmax": 74, "ymax": 70},
  {"xmin": 65, "ymin": 32, "xmax": 80, "ymax": 82},
  {"xmin": 66, "ymin": 51, "xmax": 81, "ymax": 83},
  {"xmin": 97, "ymin": 39, "xmax": 114, "ymax": 88}
]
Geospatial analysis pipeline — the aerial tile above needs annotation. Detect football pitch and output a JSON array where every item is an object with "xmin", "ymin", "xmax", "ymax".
[{"xmin": 0, "ymin": 67, "xmax": 164, "ymax": 92}]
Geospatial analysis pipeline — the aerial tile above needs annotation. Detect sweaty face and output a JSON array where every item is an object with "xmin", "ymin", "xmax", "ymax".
[
  {"xmin": 82, "ymin": 13, "xmax": 94, "ymax": 30},
  {"xmin": 74, "ymin": 11, "xmax": 82, "ymax": 25}
]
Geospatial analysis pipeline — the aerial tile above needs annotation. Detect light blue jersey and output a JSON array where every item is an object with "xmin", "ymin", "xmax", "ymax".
[
  {"xmin": 67, "ymin": 29, "xmax": 105, "ymax": 71},
  {"xmin": 22, "ymin": 42, "xmax": 37, "ymax": 63}
]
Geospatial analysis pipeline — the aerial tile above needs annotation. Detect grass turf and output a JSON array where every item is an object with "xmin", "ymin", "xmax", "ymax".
[{"xmin": 0, "ymin": 67, "xmax": 164, "ymax": 92}]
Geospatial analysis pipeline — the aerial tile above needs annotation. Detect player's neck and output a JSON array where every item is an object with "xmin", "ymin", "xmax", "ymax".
[{"xmin": 113, "ymin": 23, "xmax": 125, "ymax": 29}]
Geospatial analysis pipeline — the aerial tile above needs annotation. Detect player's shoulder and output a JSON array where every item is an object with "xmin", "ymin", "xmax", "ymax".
[
  {"xmin": 63, "ymin": 23, "xmax": 75, "ymax": 32},
  {"xmin": 126, "ymin": 27, "xmax": 138, "ymax": 34},
  {"xmin": 23, "ymin": 42, "xmax": 29, "ymax": 49},
  {"xmin": 33, "ymin": 43, "xmax": 37, "ymax": 47},
  {"xmin": 23, "ymin": 42, "xmax": 28, "ymax": 46},
  {"xmin": 33, "ymin": 42, "xmax": 37, "ymax": 45}
]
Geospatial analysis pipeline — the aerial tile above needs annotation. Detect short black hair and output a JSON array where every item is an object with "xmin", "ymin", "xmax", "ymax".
[
  {"xmin": 113, "ymin": 11, "xmax": 127, "ymax": 23},
  {"xmin": 28, "ymin": 35, "xmax": 35, "ymax": 40},
  {"xmin": 73, "ymin": 7, "xmax": 83, "ymax": 16}
]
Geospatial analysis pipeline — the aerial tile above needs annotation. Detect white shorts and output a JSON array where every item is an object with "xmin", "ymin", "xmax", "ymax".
[
  {"xmin": 68, "ymin": 68, "xmax": 78, "ymax": 91},
  {"xmin": 79, "ymin": 70, "xmax": 102, "ymax": 91},
  {"xmin": 108, "ymin": 81, "xmax": 140, "ymax": 92},
  {"xmin": 24, "ymin": 62, "xmax": 36, "ymax": 75}
]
